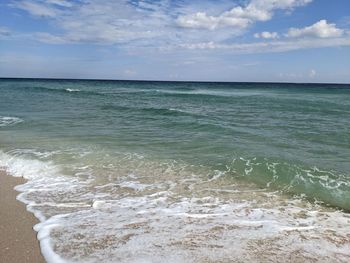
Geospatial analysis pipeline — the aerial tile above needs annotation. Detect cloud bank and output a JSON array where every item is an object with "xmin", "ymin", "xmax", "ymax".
[{"xmin": 5, "ymin": 0, "xmax": 350, "ymax": 55}]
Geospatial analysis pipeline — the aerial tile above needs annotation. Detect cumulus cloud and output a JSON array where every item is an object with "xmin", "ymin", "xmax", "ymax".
[
  {"xmin": 7, "ymin": 0, "xmax": 350, "ymax": 56},
  {"xmin": 254, "ymin": 31, "xmax": 279, "ymax": 39},
  {"xmin": 177, "ymin": 0, "xmax": 312, "ymax": 30},
  {"xmin": 9, "ymin": 0, "xmax": 313, "ymax": 46},
  {"xmin": 287, "ymin": 20, "xmax": 344, "ymax": 38},
  {"xmin": 177, "ymin": 12, "xmax": 250, "ymax": 31},
  {"xmin": 16, "ymin": 0, "xmax": 306, "ymax": 45}
]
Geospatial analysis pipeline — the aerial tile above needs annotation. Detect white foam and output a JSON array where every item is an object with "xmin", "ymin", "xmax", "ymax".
[
  {"xmin": 35, "ymin": 214, "xmax": 70, "ymax": 263},
  {"xmin": 0, "ymin": 152, "xmax": 60, "ymax": 180},
  {"xmin": 65, "ymin": 88, "xmax": 81, "ymax": 92},
  {"xmin": 0, "ymin": 151, "xmax": 70, "ymax": 263},
  {"xmin": 0, "ymin": 116, "xmax": 23, "ymax": 127},
  {"xmin": 118, "ymin": 181, "xmax": 153, "ymax": 191},
  {"xmin": 1, "ymin": 150, "xmax": 350, "ymax": 262}
]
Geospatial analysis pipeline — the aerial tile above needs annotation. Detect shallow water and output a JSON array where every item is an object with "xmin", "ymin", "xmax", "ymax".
[{"xmin": 0, "ymin": 79, "xmax": 349, "ymax": 262}]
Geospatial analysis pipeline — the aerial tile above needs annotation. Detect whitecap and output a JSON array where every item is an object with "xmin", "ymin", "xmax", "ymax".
[
  {"xmin": 65, "ymin": 88, "xmax": 81, "ymax": 92},
  {"xmin": 0, "ymin": 116, "xmax": 23, "ymax": 127}
]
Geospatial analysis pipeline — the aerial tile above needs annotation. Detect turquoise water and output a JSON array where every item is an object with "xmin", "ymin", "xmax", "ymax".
[{"xmin": 1, "ymin": 79, "xmax": 350, "ymax": 262}]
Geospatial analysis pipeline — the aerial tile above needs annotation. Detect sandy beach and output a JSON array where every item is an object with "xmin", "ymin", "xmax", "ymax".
[{"xmin": 0, "ymin": 171, "xmax": 45, "ymax": 263}]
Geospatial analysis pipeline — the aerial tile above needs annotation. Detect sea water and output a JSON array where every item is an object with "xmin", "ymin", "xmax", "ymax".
[{"xmin": 0, "ymin": 79, "xmax": 349, "ymax": 262}]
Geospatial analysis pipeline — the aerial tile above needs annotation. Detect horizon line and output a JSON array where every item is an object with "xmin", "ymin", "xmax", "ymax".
[{"xmin": 0, "ymin": 77, "xmax": 349, "ymax": 86}]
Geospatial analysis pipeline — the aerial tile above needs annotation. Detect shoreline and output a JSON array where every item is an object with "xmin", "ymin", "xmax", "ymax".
[{"xmin": 0, "ymin": 170, "xmax": 45, "ymax": 263}]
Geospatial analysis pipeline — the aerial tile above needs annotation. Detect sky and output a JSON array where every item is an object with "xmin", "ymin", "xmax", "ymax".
[{"xmin": 1, "ymin": 0, "xmax": 350, "ymax": 83}]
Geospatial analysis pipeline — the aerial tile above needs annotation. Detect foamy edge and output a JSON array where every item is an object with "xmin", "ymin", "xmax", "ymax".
[{"xmin": 0, "ymin": 151, "xmax": 68, "ymax": 263}]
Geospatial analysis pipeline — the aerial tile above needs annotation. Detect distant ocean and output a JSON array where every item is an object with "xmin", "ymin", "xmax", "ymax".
[{"xmin": 1, "ymin": 79, "xmax": 350, "ymax": 262}]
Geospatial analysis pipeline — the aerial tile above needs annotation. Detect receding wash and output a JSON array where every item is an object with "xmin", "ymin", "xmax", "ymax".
[{"xmin": 1, "ymin": 79, "xmax": 350, "ymax": 262}]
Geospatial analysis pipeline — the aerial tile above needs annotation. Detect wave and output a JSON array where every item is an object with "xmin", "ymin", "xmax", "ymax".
[
  {"xmin": 7, "ymin": 84, "xmax": 263, "ymax": 99},
  {"xmin": 65, "ymin": 88, "xmax": 81, "ymax": 92},
  {"xmin": 0, "ymin": 116, "xmax": 23, "ymax": 127},
  {"xmin": 155, "ymin": 88, "xmax": 264, "ymax": 98},
  {"xmin": 231, "ymin": 157, "xmax": 350, "ymax": 211},
  {"xmin": 101, "ymin": 104, "xmax": 202, "ymax": 117},
  {"xmin": 10, "ymin": 85, "xmax": 103, "ymax": 97},
  {"xmin": 0, "ymin": 151, "xmax": 70, "ymax": 263},
  {"xmin": 1, "ymin": 149, "xmax": 350, "ymax": 262}
]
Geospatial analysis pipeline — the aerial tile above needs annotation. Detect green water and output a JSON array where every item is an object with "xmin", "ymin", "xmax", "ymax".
[
  {"xmin": 1, "ymin": 79, "xmax": 349, "ymax": 209},
  {"xmin": 1, "ymin": 79, "xmax": 350, "ymax": 262}
]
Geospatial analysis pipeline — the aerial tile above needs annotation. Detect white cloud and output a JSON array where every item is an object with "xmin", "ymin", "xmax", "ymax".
[
  {"xmin": 177, "ymin": 0, "xmax": 312, "ymax": 30},
  {"xmin": 254, "ymin": 31, "xmax": 279, "ymax": 39},
  {"xmin": 7, "ymin": 0, "xmax": 350, "ymax": 56},
  {"xmin": 9, "ymin": 0, "xmax": 313, "ymax": 46},
  {"xmin": 287, "ymin": 20, "xmax": 344, "ymax": 38},
  {"xmin": 12, "ymin": 0, "xmax": 168, "ymax": 44},
  {"xmin": 45, "ymin": 0, "xmax": 73, "ymax": 8},
  {"xmin": 35, "ymin": 32, "xmax": 68, "ymax": 44},
  {"xmin": 177, "ymin": 12, "xmax": 250, "ymax": 31},
  {"xmin": 12, "ymin": 1, "xmax": 59, "ymax": 17},
  {"xmin": 180, "ymin": 37, "xmax": 350, "ymax": 54}
]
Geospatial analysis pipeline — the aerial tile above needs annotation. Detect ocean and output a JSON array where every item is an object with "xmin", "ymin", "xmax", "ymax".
[{"xmin": 0, "ymin": 78, "xmax": 349, "ymax": 262}]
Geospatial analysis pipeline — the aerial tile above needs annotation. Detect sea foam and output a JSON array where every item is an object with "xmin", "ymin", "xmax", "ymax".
[
  {"xmin": 0, "ymin": 116, "xmax": 23, "ymax": 127},
  {"xmin": 0, "ymin": 151, "xmax": 71, "ymax": 263},
  {"xmin": 65, "ymin": 88, "xmax": 81, "ymax": 92},
  {"xmin": 1, "ymin": 150, "xmax": 350, "ymax": 262}
]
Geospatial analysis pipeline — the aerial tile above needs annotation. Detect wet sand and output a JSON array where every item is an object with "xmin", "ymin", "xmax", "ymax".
[{"xmin": 0, "ymin": 171, "xmax": 45, "ymax": 263}]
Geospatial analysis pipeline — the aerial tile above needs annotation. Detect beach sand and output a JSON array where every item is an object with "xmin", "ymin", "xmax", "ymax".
[{"xmin": 0, "ymin": 171, "xmax": 45, "ymax": 263}]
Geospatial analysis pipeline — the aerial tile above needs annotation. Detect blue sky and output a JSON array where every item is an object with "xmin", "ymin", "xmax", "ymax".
[{"xmin": 1, "ymin": 0, "xmax": 350, "ymax": 83}]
